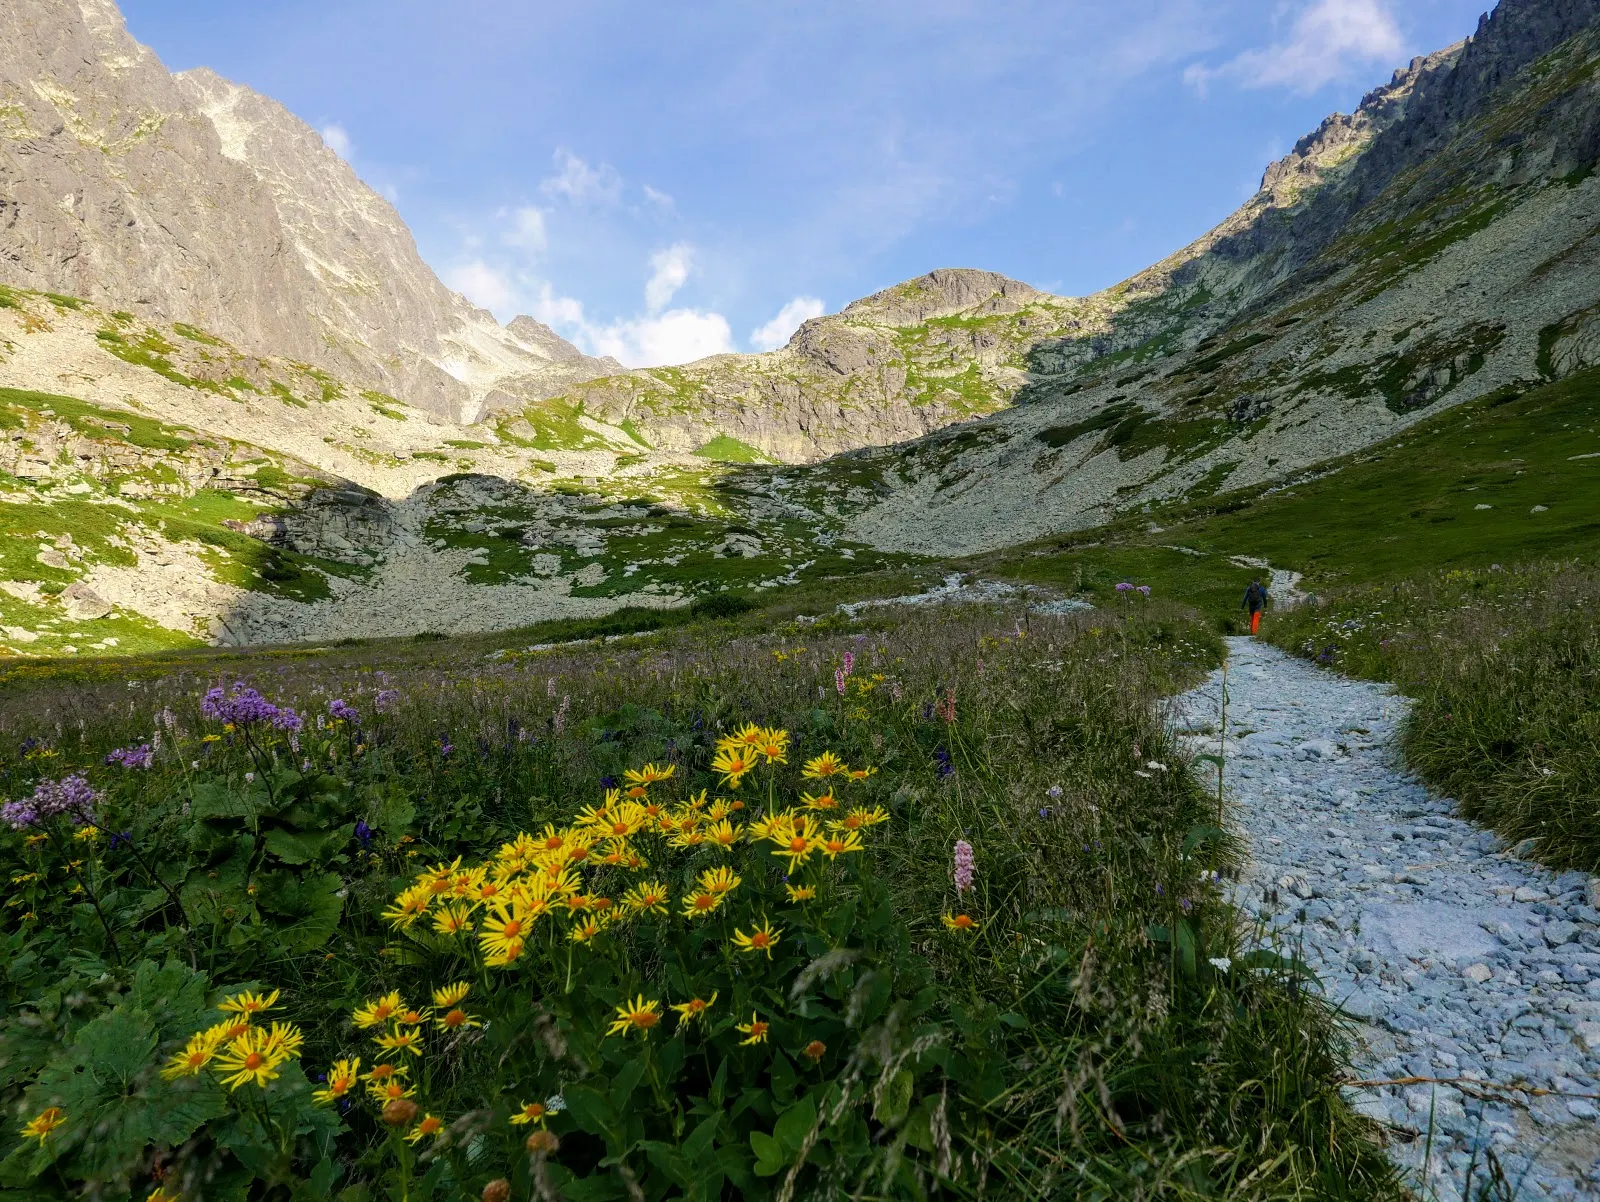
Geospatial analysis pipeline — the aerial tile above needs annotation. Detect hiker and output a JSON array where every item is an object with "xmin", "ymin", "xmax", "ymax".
[{"xmin": 1242, "ymin": 578, "xmax": 1269, "ymax": 635}]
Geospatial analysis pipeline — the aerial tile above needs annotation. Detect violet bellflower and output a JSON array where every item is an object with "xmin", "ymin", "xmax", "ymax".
[
  {"xmin": 327, "ymin": 699, "xmax": 359, "ymax": 723},
  {"xmin": 374, "ymin": 689, "xmax": 400, "ymax": 713}
]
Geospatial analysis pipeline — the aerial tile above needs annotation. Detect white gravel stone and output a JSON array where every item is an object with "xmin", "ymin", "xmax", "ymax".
[{"xmin": 1173, "ymin": 638, "xmax": 1600, "ymax": 1199}]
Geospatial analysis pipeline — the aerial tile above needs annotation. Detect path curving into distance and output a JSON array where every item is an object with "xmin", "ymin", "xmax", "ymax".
[{"xmin": 1172, "ymin": 637, "xmax": 1600, "ymax": 1200}]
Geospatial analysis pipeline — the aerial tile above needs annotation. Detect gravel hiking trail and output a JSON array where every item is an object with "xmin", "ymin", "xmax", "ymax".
[{"xmin": 1172, "ymin": 637, "xmax": 1600, "ymax": 1200}]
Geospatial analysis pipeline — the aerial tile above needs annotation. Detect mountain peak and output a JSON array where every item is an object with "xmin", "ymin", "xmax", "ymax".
[{"xmin": 838, "ymin": 268, "xmax": 1046, "ymax": 326}]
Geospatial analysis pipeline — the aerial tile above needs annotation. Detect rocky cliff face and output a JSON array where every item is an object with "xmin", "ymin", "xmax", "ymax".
[{"xmin": 0, "ymin": 0, "xmax": 618, "ymax": 422}]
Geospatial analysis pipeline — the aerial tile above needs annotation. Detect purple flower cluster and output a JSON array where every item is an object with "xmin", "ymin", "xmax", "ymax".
[
  {"xmin": 105, "ymin": 744, "xmax": 154, "ymax": 770},
  {"xmin": 933, "ymin": 746, "xmax": 954, "ymax": 779},
  {"xmin": 327, "ymin": 699, "xmax": 360, "ymax": 723},
  {"xmin": 374, "ymin": 689, "xmax": 400, "ymax": 713},
  {"xmin": 953, "ymin": 839, "xmax": 975, "ymax": 893},
  {"xmin": 2, "ymin": 774, "xmax": 101, "ymax": 830},
  {"xmin": 201, "ymin": 684, "xmax": 302, "ymax": 731}
]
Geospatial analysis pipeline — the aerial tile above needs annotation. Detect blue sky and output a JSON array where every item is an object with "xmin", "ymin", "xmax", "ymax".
[{"xmin": 120, "ymin": 0, "xmax": 1491, "ymax": 366}]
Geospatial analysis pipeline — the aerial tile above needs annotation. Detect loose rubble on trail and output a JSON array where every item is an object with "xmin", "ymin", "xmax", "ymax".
[{"xmin": 1174, "ymin": 637, "xmax": 1600, "ymax": 1200}]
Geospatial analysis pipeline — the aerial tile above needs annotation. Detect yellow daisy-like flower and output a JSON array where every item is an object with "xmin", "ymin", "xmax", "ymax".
[
  {"xmin": 670, "ymin": 827, "xmax": 708, "ymax": 849},
  {"xmin": 20, "ymin": 1107, "xmax": 65, "ymax": 1144},
  {"xmin": 724, "ymin": 723, "xmax": 764, "ymax": 752},
  {"xmin": 681, "ymin": 888, "xmax": 723, "ymax": 920},
  {"xmin": 800, "ymin": 790, "xmax": 839, "ymax": 812},
  {"xmin": 203, "ymin": 1016, "xmax": 252, "ymax": 1045},
  {"xmin": 405, "ymin": 1112, "xmax": 446, "ymax": 1144},
  {"xmin": 731, "ymin": 919, "xmax": 781, "ymax": 959},
  {"xmin": 74, "ymin": 825, "xmax": 101, "ymax": 842},
  {"xmin": 381, "ymin": 884, "xmax": 432, "ymax": 929},
  {"xmin": 711, "ymin": 746, "xmax": 756, "ymax": 789},
  {"xmin": 148, "ymin": 1187, "xmax": 182, "ymax": 1202},
  {"xmin": 375, "ymin": 1025, "xmax": 425, "ymax": 1058},
  {"xmin": 510, "ymin": 1100, "xmax": 548, "ymax": 1126},
  {"xmin": 479, "ymin": 900, "xmax": 532, "ymax": 967},
  {"xmin": 840, "ymin": 805, "xmax": 890, "ymax": 831},
  {"xmin": 435, "ymin": 1004, "xmax": 480, "ymax": 1032},
  {"xmin": 801, "ymin": 751, "xmax": 847, "ymax": 780},
  {"xmin": 432, "ymin": 982, "xmax": 471, "ymax": 1009},
  {"xmin": 755, "ymin": 727, "xmax": 790, "ymax": 765},
  {"xmin": 624, "ymin": 763, "xmax": 676, "ymax": 786},
  {"xmin": 698, "ymin": 865, "xmax": 742, "ymax": 896},
  {"xmin": 568, "ymin": 916, "xmax": 606, "ymax": 944},
  {"xmin": 605, "ymin": 995, "xmax": 662, "ymax": 1038},
  {"xmin": 262, "ymin": 1021, "xmax": 305, "ymax": 1060},
  {"xmin": 353, "ymin": 991, "xmax": 405, "ymax": 1030},
  {"xmin": 706, "ymin": 819, "xmax": 741, "ymax": 851},
  {"xmin": 818, "ymin": 830, "xmax": 864, "ymax": 859},
  {"xmin": 432, "ymin": 902, "xmax": 476, "ymax": 937},
  {"xmin": 312, "ymin": 1056, "xmax": 361, "ymax": 1105},
  {"xmin": 736, "ymin": 1014, "xmax": 770, "ymax": 1046},
  {"xmin": 768, "ymin": 814, "xmax": 823, "ymax": 870},
  {"xmin": 621, "ymin": 880, "xmax": 670, "ymax": 916},
  {"xmin": 706, "ymin": 798, "xmax": 735, "ymax": 821},
  {"xmin": 218, "ymin": 988, "xmax": 281, "ymax": 1018},
  {"xmin": 368, "ymin": 1077, "xmax": 416, "ymax": 1103},
  {"xmin": 364, "ymin": 1061, "xmax": 408, "ymax": 1085},
  {"xmin": 669, "ymin": 991, "xmax": 718, "ymax": 1025},
  {"xmin": 161, "ymin": 1027, "xmax": 226, "ymax": 1079},
  {"xmin": 784, "ymin": 883, "xmax": 817, "ymax": 903},
  {"xmin": 214, "ymin": 1026, "xmax": 290, "ymax": 1090},
  {"xmin": 845, "ymin": 767, "xmax": 877, "ymax": 782},
  {"xmin": 598, "ymin": 803, "xmax": 648, "ymax": 841},
  {"xmin": 941, "ymin": 913, "xmax": 979, "ymax": 932},
  {"xmin": 684, "ymin": 789, "xmax": 709, "ymax": 811}
]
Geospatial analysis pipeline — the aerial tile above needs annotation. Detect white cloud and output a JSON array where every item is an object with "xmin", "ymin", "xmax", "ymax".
[
  {"xmin": 588, "ymin": 309, "xmax": 736, "ymax": 368},
  {"xmin": 642, "ymin": 185, "xmax": 675, "ymax": 209},
  {"xmin": 644, "ymin": 243, "xmax": 694, "ymax": 313},
  {"xmin": 321, "ymin": 123, "xmax": 352, "ymax": 159},
  {"xmin": 750, "ymin": 296, "xmax": 825, "ymax": 351},
  {"xmin": 540, "ymin": 149, "xmax": 623, "ymax": 206},
  {"xmin": 445, "ymin": 260, "xmax": 518, "ymax": 313},
  {"xmin": 503, "ymin": 206, "xmax": 548, "ymax": 253},
  {"xmin": 1185, "ymin": 0, "xmax": 1404, "ymax": 95}
]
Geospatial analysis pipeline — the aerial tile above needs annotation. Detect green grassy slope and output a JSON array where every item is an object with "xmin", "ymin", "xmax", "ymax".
[{"xmin": 983, "ymin": 367, "xmax": 1600, "ymax": 624}]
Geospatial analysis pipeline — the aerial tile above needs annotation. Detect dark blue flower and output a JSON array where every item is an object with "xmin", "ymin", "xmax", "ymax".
[{"xmin": 354, "ymin": 820, "xmax": 373, "ymax": 850}]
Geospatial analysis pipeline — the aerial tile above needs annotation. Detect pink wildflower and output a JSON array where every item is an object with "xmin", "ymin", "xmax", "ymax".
[{"xmin": 953, "ymin": 840, "xmax": 975, "ymax": 893}]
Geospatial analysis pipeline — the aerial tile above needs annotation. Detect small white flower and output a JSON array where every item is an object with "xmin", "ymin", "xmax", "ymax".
[
  {"xmin": 1134, "ymin": 770, "xmax": 1152, "ymax": 779},
  {"xmin": 545, "ymin": 1094, "xmax": 566, "ymax": 1113},
  {"xmin": 1208, "ymin": 957, "xmax": 1232, "ymax": 973},
  {"xmin": 1146, "ymin": 761, "xmax": 1168, "ymax": 771},
  {"xmin": 191, "ymin": 760, "xmax": 200, "ymax": 769},
  {"xmin": 244, "ymin": 771, "xmax": 255, "ymax": 783}
]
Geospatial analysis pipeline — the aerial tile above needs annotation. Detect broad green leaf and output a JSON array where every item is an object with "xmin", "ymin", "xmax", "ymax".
[
  {"xmin": 748, "ymin": 1130, "xmax": 785, "ymax": 1178},
  {"xmin": 773, "ymin": 1092, "xmax": 816, "ymax": 1153}
]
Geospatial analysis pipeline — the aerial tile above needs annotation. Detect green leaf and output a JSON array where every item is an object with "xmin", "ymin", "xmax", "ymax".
[
  {"xmin": 872, "ymin": 1068, "xmax": 914, "ymax": 1128},
  {"xmin": 188, "ymin": 781, "xmax": 252, "ymax": 822},
  {"xmin": 253, "ymin": 870, "xmax": 345, "ymax": 953},
  {"xmin": 748, "ymin": 1130, "xmax": 785, "ymax": 1178},
  {"xmin": 610, "ymin": 1054, "xmax": 647, "ymax": 1112},
  {"xmin": 1174, "ymin": 919, "xmax": 1198, "ymax": 979},
  {"xmin": 129, "ymin": 960, "xmax": 210, "ymax": 1042},
  {"xmin": 1182, "ymin": 823, "xmax": 1227, "ymax": 855},
  {"xmin": 263, "ymin": 826, "xmax": 349, "ymax": 866},
  {"xmin": 773, "ymin": 1092, "xmax": 816, "ymax": 1154},
  {"xmin": 683, "ymin": 1113, "xmax": 721, "ymax": 1164}
]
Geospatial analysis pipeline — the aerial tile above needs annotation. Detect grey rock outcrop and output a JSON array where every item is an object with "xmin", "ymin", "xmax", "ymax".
[{"xmin": 0, "ymin": 0, "xmax": 617, "ymax": 421}]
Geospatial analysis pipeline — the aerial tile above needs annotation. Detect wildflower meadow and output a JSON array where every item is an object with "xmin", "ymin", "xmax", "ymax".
[{"xmin": 0, "ymin": 602, "xmax": 1398, "ymax": 1199}]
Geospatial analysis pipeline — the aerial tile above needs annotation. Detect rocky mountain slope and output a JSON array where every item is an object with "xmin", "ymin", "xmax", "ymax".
[
  {"xmin": 1, "ymin": 0, "xmax": 1596, "ymax": 654},
  {"xmin": 785, "ymin": 0, "xmax": 1600, "ymax": 555},
  {"xmin": 0, "ymin": 0, "xmax": 620, "ymax": 422}
]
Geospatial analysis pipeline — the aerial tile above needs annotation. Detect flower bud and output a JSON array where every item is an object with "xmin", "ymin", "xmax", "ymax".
[
  {"xmin": 481, "ymin": 1180, "xmax": 512, "ymax": 1202},
  {"xmin": 525, "ymin": 1129, "xmax": 561, "ymax": 1156},
  {"xmin": 382, "ymin": 1098, "xmax": 419, "ymax": 1127}
]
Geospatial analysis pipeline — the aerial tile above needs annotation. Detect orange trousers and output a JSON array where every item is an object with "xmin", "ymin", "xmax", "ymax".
[{"xmin": 1250, "ymin": 610, "xmax": 1262, "ymax": 635}]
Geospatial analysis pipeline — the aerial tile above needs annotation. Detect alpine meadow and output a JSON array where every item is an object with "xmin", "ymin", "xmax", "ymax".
[{"xmin": 2, "ymin": 0, "xmax": 1600, "ymax": 1199}]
